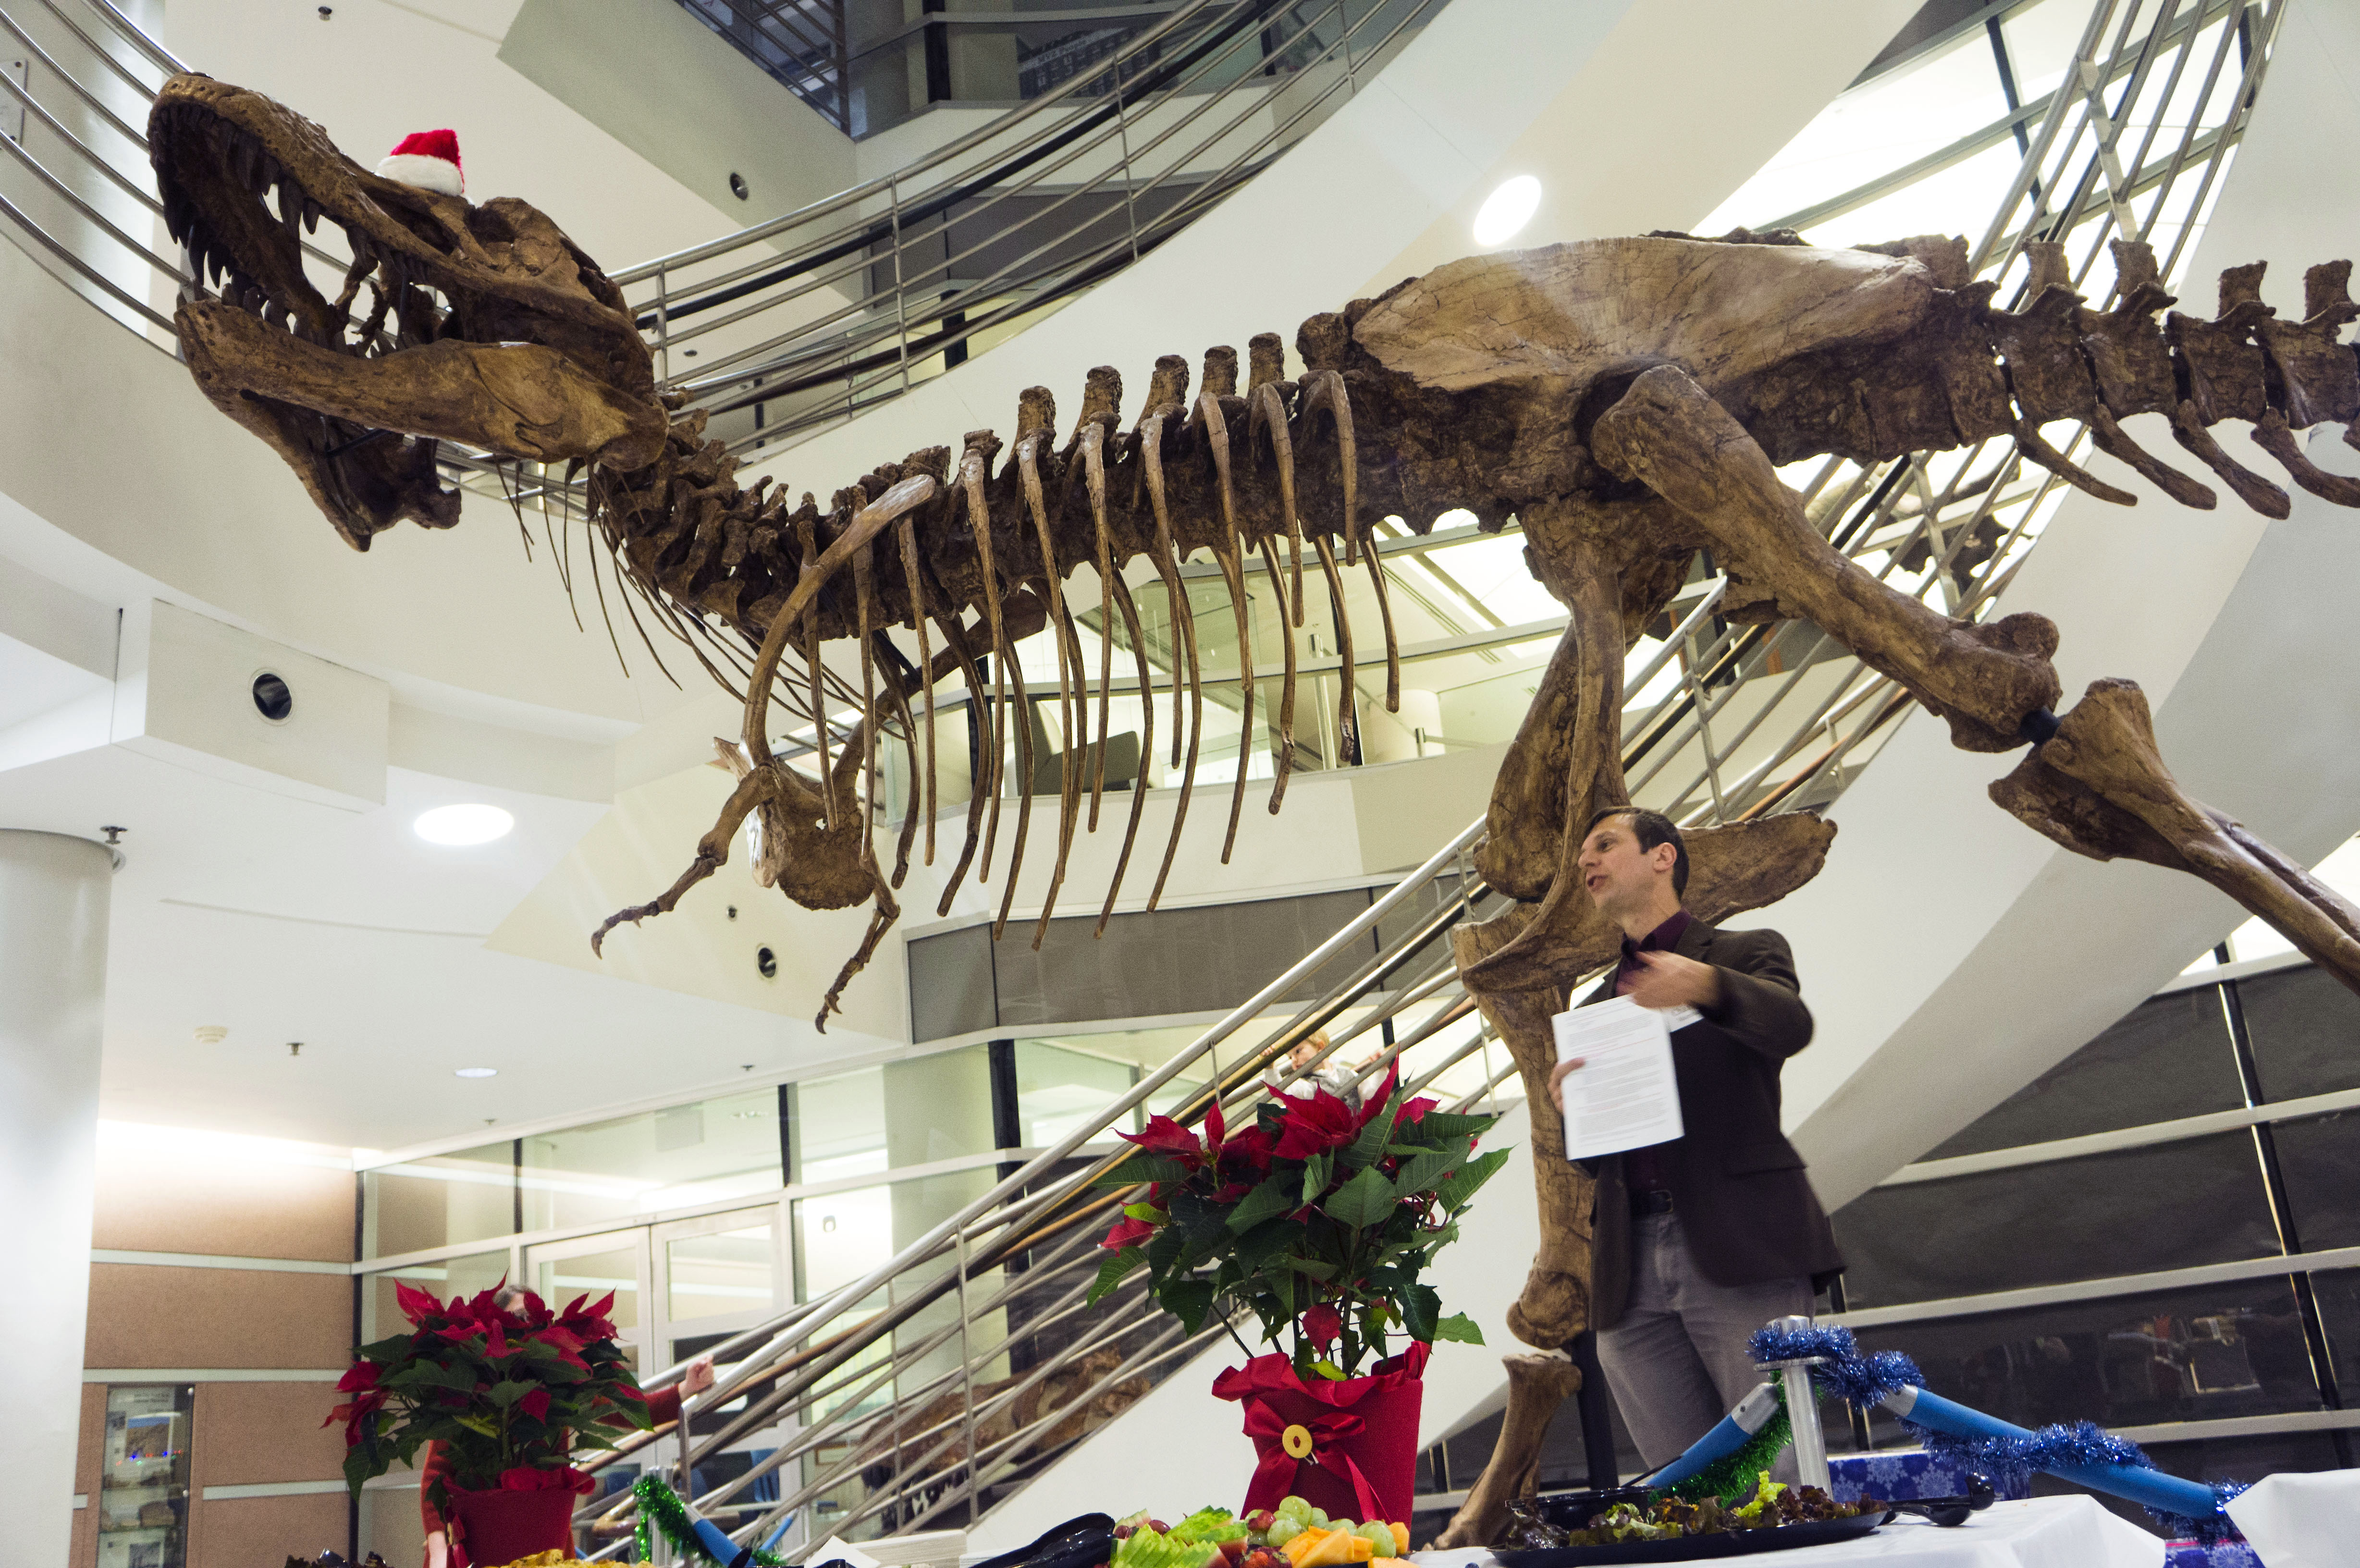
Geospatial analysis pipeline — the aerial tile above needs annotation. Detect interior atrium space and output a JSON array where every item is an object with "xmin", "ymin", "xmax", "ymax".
[{"xmin": 3, "ymin": 0, "xmax": 2358, "ymax": 1565}]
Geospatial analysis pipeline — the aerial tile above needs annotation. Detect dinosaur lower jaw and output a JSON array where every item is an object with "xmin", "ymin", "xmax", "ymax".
[{"xmin": 175, "ymin": 299, "xmax": 667, "ymax": 546}]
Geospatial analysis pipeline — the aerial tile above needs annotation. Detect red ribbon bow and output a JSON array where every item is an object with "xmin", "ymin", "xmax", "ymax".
[{"xmin": 1239, "ymin": 1404, "xmax": 1383, "ymax": 1525}]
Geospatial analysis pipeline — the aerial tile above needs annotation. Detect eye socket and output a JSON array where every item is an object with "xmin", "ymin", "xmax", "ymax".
[
  {"xmin": 756, "ymin": 945, "xmax": 777, "ymax": 980},
  {"xmin": 728, "ymin": 172, "xmax": 750, "ymax": 201}
]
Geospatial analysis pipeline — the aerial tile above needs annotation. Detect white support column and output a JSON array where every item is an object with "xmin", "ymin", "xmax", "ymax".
[{"xmin": 0, "ymin": 831, "xmax": 113, "ymax": 1565}]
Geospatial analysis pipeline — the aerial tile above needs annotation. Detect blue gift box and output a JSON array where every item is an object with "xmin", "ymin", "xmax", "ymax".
[{"xmin": 1826, "ymin": 1450, "xmax": 2030, "ymax": 1503}]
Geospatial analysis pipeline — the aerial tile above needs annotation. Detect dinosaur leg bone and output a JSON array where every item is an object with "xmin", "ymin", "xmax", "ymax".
[
  {"xmin": 1431, "ymin": 1352, "xmax": 1585, "ymax": 1549},
  {"xmin": 1591, "ymin": 365, "xmax": 2061, "ymax": 752},
  {"xmin": 1991, "ymin": 679, "xmax": 2360, "ymax": 993}
]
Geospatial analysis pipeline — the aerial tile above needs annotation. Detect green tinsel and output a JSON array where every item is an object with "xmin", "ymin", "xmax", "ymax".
[
  {"xmin": 1652, "ymin": 1381, "xmax": 1794, "ymax": 1506},
  {"xmin": 631, "ymin": 1473, "xmax": 791, "ymax": 1568}
]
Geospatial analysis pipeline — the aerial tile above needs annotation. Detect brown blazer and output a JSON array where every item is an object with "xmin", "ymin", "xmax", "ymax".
[{"xmin": 1577, "ymin": 917, "xmax": 1844, "ymax": 1332}]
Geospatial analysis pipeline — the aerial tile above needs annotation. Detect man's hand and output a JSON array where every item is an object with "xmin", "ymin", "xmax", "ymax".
[
  {"xmin": 1620, "ymin": 950, "xmax": 1721, "ymax": 1011},
  {"xmin": 1549, "ymin": 1056, "xmax": 1586, "ymax": 1112},
  {"xmin": 683, "ymin": 1355, "xmax": 717, "ymax": 1397}
]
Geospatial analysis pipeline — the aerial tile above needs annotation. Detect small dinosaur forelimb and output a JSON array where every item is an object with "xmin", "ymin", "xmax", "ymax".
[
  {"xmin": 1992, "ymin": 679, "xmax": 2360, "ymax": 990},
  {"xmin": 1592, "ymin": 364, "xmax": 2062, "ymax": 752}
]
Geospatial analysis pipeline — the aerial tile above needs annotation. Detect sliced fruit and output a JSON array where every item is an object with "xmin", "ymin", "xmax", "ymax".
[{"xmin": 1387, "ymin": 1525, "xmax": 1408, "ymax": 1554}]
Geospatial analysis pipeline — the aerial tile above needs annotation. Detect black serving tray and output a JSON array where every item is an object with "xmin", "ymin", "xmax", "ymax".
[{"xmin": 1493, "ymin": 1509, "xmax": 1891, "ymax": 1564}]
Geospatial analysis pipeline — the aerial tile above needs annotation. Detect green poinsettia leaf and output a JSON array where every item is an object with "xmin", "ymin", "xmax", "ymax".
[
  {"xmin": 1287, "ymin": 1256, "xmax": 1338, "ymax": 1281},
  {"xmin": 356, "ymin": 1335, "xmax": 415, "ymax": 1362},
  {"xmin": 1438, "ymin": 1147, "xmax": 1513, "ymax": 1211},
  {"xmin": 1401, "ymin": 1111, "xmax": 1496, "ymax": 1143},
  {"xmin": 1160, "ymin": 1277, "xmax": 1217, "ymax": 1335},
  {"xmin": 1397, "ymin": 1282, "xmax": 1442, "ymax": 1343},
  {"xmin": 1123, "ymin": 1201, "xmax": 1169, "ymax": 1223},
  {"xmin": 1145, "ymin": 1220, "xmax": 1189, "ymax": 1277},
  {"xmin": 1234, "ymin": 1217, "xmax": 1296, "ymax": 1274},
  {"xmin": 1309, "ymin": 1358, "xmax": 1346, "ymax": 1380},
  {"xmin": 1389, "ymin": 1144, "xmax": 1466, "ymax": 1200},
  {"xmin": 484, "ymin": 1379, "xmax": 538, "ymax": 1409},
  {"xmin": 1225, "ymin": 1175, "xmax": 1299, "ymax": 1234},
  {"xmin": 1323, "ymin": 1165, "xmax": 1399, "ymax": 1230},
  {"xmin": 1432, "ymin": 1311, "xmax": 1486, "ymax": 1346},
  {"xmin": 1088, "ymin": 1246, "xmax": 1145, "ymax": 1304},
  {"xmin": 450, "ymin": 1413, "xmax": 500, "ymax": 1438},
  {"xmin": 1339, "ymin": 1108, "xmax": 1394, "ymax": 1172},
  {"xmin": 1300, "ymin": 1152, "xmax": 1334, "ymax": 1205}
]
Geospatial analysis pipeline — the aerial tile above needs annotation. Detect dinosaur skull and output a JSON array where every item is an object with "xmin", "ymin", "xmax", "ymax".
[{"xmin": 149, "ymin": 74, "xmax": 668, "ymax": 550}]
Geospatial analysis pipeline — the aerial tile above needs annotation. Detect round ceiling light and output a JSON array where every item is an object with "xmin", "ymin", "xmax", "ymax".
[
  {"xmin": 1473, "ymin": 175, "xmax": 1542, "ymax": 247},
  {"xmin": 414, "ymin": 804, "xmax": 514, "ymax": 845},
  {"xmin": 455, "ymin": 1066, "xmax": 498, "ymax": 1078}
]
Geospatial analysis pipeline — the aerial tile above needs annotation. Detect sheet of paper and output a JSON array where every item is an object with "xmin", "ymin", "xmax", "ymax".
[{"xmin": 1552, "ymin": 995, "xmax": 1684, "ymax": 1160}]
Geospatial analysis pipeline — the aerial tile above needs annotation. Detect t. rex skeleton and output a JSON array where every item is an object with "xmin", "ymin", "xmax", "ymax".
[{"xmin": 150, "ymin": 74, "xmax": 2360, "ymax": 1533}]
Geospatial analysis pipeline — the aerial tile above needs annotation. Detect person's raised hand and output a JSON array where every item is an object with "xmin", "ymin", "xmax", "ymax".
[
  {"xmin": 1622, "ymin": 950, "xmax": 1721, "ymax": 1012},
  {"xmin": 1549, "ymin": 1056, "xmax": 1586, "ymax": 1112},
  {"xmin": 683, "ymin": 1354, "xmax": 717, "ymax": 1396}
]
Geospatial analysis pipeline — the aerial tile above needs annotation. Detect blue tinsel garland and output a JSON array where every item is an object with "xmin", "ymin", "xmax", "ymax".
[{"xmin": 1745, "ymin": 1323, "xmax": 2249, "ymax": 1544}]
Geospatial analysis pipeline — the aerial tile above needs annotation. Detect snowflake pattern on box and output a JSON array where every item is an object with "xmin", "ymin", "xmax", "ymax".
[
  {"xmin": 2165, "ymin": 1542, "xmax": 2262, "ymax": 1568},
  {"xmin": 1828, "ymin": 1451, "xmax": 2030, "ymax": 1504}
]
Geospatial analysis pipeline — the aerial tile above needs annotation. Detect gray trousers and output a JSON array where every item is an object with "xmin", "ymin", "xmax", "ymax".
[{"xmin": 1594, "ymin": 1212, "xmax": 1814, "ymax": 1475}]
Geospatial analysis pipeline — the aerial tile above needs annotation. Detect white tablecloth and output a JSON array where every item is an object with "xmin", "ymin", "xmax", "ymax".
[
  {"xmin": 1409, "ymin": 1496, "xmax": 2163, "ymax": 1568},
  {"xmin": 2223, "ymin": 1470, "xmax": 2360, "ymax": 1566}
]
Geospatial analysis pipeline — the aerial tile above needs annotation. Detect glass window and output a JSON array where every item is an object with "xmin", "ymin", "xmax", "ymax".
[
  {"xmin": 795, "ymin": 1067, "xmax": 887, "ymax": 1185},
  {"xmin": 520, "ymin": 1088, "xmax": 785, "ymax": 1232},
  {"xmin": 1834, "ymin": 1134, "xmax": 2280, "ymax": 1307},
  {"xmin": 2309, "ymin": 1266, "xmax": 2360, "ymax": 1405},
  {"xmin": 794, "ymin": 1184, "xmax": 894, "ymax": 1305},
  {"xmin": 1851, "ymin": 1279, "xmax": 2320, "ymax": 1445},
  {"xmin": 98, "ymin": 1384, "xmax": 192, "ymax": 1568},
  {"xmin": 669, "ymin": 1222, "xmax": 779, "ymax": 1322},
  {"xmin": 362, "ymin": 1142, "xmax": 515, "ymax": 1258},
  {"xmin": 2238, "ymin": 965, "xmax": 2360, "ymax": 1102},
  {"xmin": 531, "ymin": 1245, "xmax": 643, "ymax": 1327},
  {"xmin": 1014, "ymin": 1041, "xmax": 1135, "ymax": 1147},
  {"xmin": 363, "ymin": 1250, "xmax": 513, "ymax": 1341},
  {"xmin": 2270, "ymin": 1111, "xmax": 2360, "ymax": 1252},
  {"xmin": 1925, "ymin": 988, "xmax": 2242, "ymax": 1158}
]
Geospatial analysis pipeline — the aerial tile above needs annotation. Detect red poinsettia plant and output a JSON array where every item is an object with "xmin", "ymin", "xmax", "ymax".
[
  {"xmin": 1088, "ymin": 1062, "xmax": 1510, "ymax": 1379},
  {"xmin": 331, "ymin": 1281, "xmax": 654, "ymax": 1508}
]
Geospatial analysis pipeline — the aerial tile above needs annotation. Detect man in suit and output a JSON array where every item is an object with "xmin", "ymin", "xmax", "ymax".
[{"xmin": 1549, "ymin": 806, "xmax": 1844, "ymax": 1471}]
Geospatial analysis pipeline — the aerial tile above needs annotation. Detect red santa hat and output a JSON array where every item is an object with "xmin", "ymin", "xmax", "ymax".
[{"xmin": 375, "ymin": 129, "xmax": 463, "ymax": 197}]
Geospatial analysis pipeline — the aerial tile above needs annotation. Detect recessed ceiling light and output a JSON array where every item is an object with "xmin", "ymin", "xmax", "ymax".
[
  {"xmin": 455, "ymin": 1066, "xmax": 498, "ymax": 1078},
  {"xmin": 1473, "ymin": 175, "xmax": 1542, "ymax": 246},
  {"xmin": 415, "ymin": 804, "xmax": 514, "ymax": 845}
]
